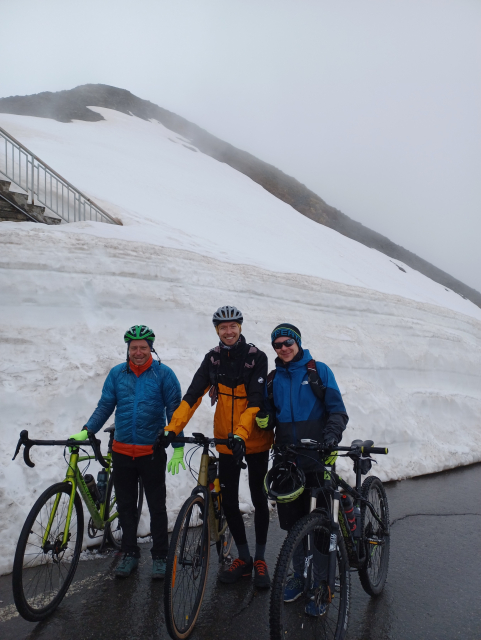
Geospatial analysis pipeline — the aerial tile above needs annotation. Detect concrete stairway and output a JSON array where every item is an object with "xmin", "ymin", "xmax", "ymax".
[{"xmin": 0, "ymin": 180, "xmax": 61, "ymax": 224}]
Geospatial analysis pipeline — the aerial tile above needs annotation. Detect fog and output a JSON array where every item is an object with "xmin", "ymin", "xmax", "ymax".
[{"xmin": 1, "ymin": 0, "xmax": 480, "ymax": 291}]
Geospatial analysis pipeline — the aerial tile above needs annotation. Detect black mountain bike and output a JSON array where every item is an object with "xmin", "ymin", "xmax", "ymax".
[{"xmin": 269, "ymin": 438, "xmax": 389, "ymax": 640}]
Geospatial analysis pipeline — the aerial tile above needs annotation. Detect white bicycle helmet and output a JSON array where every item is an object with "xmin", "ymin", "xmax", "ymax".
[{"xmin": 212, "ymin": 306, "xmax": 243, "ymax": 326}]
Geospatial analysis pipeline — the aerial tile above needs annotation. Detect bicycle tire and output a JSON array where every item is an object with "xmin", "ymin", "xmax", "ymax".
[
  {"xmin": 12, "ymin": 482, "xmax": 84, "ymax": 622},
  {"xmin": 164, "ymin": 494, "xmax": 210, "ymax": 640},
  {"xmin": 105, "ymin": 471, "xmax": 144, "ymax": 550},
  {"xmin": 358, "ymin": 476, "xmax": 390, "ymax": 596},
  {"xmin": 270, "ymin": 512, "xmax": 350, "ymax": 640}
]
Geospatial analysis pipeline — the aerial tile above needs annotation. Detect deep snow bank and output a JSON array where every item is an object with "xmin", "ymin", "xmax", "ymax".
[
  {"xmin": 1, "ymin": 106, "xmax": 481, "ymax": 575},
  {"xmin": 1, "ymin": 108, "xmax": 480, "ymax": 321},
  {"xmin": 1, "ymin": 226, "xmax": 480, "ymax": 575}
]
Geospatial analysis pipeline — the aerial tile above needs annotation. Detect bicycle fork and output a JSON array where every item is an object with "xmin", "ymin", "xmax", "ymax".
[
  {"xmin": 42, "ymin": 452, "xmax": 79, "ymax": 551},
  {"xmin": 327, "ymin": 491, "xmax": 341, "ymax": 600}
]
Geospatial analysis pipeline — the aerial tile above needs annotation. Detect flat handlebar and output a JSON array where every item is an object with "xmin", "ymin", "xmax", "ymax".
[
  {"xmin": 274, "ymin": 440, "xmax": 389, "ymax": 456},
  {"xmin": 12, "ymin": 430, "xmax": 109, "ymax": 469}
]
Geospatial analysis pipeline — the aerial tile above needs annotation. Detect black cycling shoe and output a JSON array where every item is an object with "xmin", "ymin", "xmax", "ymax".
[
  {"xmin": 218, "ymin": 557, "xmax": 253, "ymax": 584},
  {"xmin": 253, "ymin": 559, "xmax": 271, "ymax": 589}
]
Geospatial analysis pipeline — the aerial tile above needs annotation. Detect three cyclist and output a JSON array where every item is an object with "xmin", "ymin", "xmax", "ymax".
[
  {"xmin": 165, "ymin": 306, "xmax": 273, "ymax": 588},
  {"xmin": 68, "ymin": 316, "xmax": 348, "ymax": 605},
  {"xmin": 258, "ymin": 323, "xmax": 349, "ymax": 615},
  {"xmin": 69, "ymin": 325, "xmax": 184, "ymax": 579}
]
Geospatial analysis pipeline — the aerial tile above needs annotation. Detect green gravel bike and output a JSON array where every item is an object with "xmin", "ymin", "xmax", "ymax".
[{"xmin": 11, "ymin": 427, "xmax": 143, "ymax": 621}]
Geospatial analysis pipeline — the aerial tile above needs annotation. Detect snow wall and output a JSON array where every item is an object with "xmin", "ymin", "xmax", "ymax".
[
  {"xmin": 1, "ymin": 107, "xmax": 481, "ymax": 575},
  {"xmin": 1, "ymin": 225, "xmax": 481, "ymax": 575}
]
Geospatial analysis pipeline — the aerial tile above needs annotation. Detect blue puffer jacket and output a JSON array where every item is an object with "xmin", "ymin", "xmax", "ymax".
[
  {"xmin": 86, "ymin": 360, "xmax": 183, "ymax": 447},
  {"xmin": 265, "ymin": 348, "xmax": 348, "ymax": 471}
]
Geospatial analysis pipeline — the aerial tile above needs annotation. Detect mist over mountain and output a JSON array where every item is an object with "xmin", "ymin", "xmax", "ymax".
[{"xmin": 1, "ymin": 83, "xmax": 479, "ymax": 308}]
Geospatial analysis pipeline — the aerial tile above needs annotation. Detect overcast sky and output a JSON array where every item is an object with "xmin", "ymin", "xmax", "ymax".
[{"xmin": 2, "ymin": 0, "xmax": 480, "ymax": 291}]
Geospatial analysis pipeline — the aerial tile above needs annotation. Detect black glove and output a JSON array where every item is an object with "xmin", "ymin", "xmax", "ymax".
[
  {"xmin": 157, "ymin": 430, "xmax": 176, "ymax": 449},
  {"xmin": 231, "ymin": 435, "xmax": 246, "ymax": 464},
  {"xmin": 323, "ymin": 436, "xmax": 339, "ymax": 451}
]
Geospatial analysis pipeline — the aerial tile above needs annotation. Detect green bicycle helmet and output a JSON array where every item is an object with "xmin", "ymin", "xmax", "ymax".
[
  {"xmin": 124, "ymin": 325, "xmax": 156, "ymax": 343},
  {"xmin": 264, "ymin": 460, "xmax": 306, "ymax": 503}
]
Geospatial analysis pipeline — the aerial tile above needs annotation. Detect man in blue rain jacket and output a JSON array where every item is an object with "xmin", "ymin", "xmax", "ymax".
[
  {"xmin": 69, "ymin": 325, "xmax": 183, "ymax": 580},
  {"xmin": 256, "ymin": 323, "xmax": 349, "ymax": 615}
]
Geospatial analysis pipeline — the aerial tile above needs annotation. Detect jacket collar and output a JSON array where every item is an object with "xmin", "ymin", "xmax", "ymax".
[
  {"xmin": 276, "ymin": 348, "xmax": 312, "ymax": 372},
  {"xmin": 219, "ymin": 333, "xmax": 246, "ymax": 356},
  {"xmin": 129, "ymin": 354, "xmax": 153, "ymax": 377}
]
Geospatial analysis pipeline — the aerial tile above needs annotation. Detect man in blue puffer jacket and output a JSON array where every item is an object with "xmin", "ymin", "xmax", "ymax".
[
  {"xmin": 256, "ymin": 323, "xmax": 348, "ymax": 615},
  {"xmin": 69, "ymin": 325, "xmax": 183, "ymax": 579}
]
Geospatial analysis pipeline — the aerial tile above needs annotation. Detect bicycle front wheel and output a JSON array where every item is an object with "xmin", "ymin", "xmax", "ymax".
[
  {"xmin": 358, "ymin": 476, "xmax": 390, "ymax": 596},
  {"xmin": 105, "ymin": 472, "xmax": 144, "ymax": 550},
  {"xmin": 164, "ymin": 494, "xmax": 210, "ymax": 640},
  {"xmin": 270, "ymin": 512, "xmax": 350, "ymax": 640},
  {"xmin": 12, "ymin": 482, "xmax": 84, "ymax": 621}
]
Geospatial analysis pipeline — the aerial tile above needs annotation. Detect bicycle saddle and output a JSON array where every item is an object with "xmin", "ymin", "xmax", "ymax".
[{"xmin": 104, "ymin": 425, "xmax": 115, "ymax": 434}]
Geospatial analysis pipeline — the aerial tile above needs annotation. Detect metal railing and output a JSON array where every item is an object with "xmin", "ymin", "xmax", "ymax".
[{"xmin": 0, "ymin": 125, "xmax": 120, "ymax": 225}]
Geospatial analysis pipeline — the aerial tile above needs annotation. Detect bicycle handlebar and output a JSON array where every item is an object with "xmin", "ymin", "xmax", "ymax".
[
  {"xmin": 12, "ymin": 430, "xmax": 109, "ymax": 469},
  {"xmin": 172, "ymin": 432, "xmax": 247, "ymax": 469},
  {"xmin": 172, "ymin": 435, "xmax": 231, "ymax": 447},
  {"xmin": 273, "ymin": 440, "xmax": 389, "ymax": 456},
  {"xmin": 361, "ymin": 445, "xmax": 388, "ymax": 455}
]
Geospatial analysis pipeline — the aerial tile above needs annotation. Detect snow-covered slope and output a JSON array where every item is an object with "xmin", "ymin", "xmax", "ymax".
[{"xmin": 1, "ymin": 108, "xmax": 481, "ymax": 575}]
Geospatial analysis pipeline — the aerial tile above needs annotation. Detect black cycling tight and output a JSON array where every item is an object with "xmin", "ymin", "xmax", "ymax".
[{"xmin": 218, "ymin": 450, "xmax": 269, "ymax": 547}]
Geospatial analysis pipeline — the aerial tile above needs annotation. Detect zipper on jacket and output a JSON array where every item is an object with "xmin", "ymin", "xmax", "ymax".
[
  {"xmin": 131, "ymin": 375, "xmax": 140, "ymax": 446},
  {"xmin": 288, "ymin": 370, "xmax": 294, "ymax": 422}
]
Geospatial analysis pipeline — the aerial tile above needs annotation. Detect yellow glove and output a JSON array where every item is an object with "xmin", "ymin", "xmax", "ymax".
[
  {"xmin": 255, "ymin": 412, "xmax": 270, "ymax": 429},
  {"xmin": 167, "ymin": 447, "xmax": 186, "ymax": 475}
]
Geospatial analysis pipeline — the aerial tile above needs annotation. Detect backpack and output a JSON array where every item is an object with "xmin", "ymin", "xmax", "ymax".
[
  {"xmin": 208, "ymin": 343, "xmax": 259, "ymax": 406},
  {"xmin": 266, "ymin": 359, "xmax": 326, "ymax": 412}
]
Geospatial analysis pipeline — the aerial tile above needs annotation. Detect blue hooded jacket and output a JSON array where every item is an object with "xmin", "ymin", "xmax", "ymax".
[
  {"xmin": 86, "ymin": 360, "xmax": 183, "ymax": 447},
  {"xmin": 265, "ymin": 348, "xmax": 348, "ymax": 470}
]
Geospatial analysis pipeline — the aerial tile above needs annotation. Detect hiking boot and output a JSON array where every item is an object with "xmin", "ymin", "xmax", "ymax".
[
  {"xmin": 152, "ymin": 557, "xmax": 167, "ymax": 580},
  {"xmin": 284, "ymin": 573, "xmax": 305, "ymax": 602},
  {"xmin": 218, "ymin": 557, "xmax": 253, "ymax": 584},
  {"xmin": 115, "ymin": 553, "xmax": 139, "ymax": 578},
  {"xmin": 253, "ymin": 559, "xmax": 271, "ymax": 589}
]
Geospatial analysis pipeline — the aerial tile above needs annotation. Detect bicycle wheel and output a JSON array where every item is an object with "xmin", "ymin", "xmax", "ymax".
[
  {"xmin": 12, "ymin": 482, "xmax": 84, "ymax": 621},
  {"xmin": 164, "ymin": 494, "xmax": 210, "ymax": 640},
  {"xmin": 358, "ymin": 476, "xmax": 390, "ymax": 596},
  {"xmin": 270, "ymin": 512, "xmax": 350, "ymax": 640},
  {"xmin": 216, "ymin": 503, "xmax": 233, "ymax": 563},
  {"xmin": 105, "ymin": 471, "xmax": 144, "ymax": 550}
]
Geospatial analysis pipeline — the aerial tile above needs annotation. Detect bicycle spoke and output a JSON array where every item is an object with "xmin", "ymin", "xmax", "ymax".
[
  {"xmin": 166, "ymin": 496, "xmax": 210, "ymax": 637},
  {"xmin": 13, "ymin": 484, "xmax": 83, "ymax": 620}
]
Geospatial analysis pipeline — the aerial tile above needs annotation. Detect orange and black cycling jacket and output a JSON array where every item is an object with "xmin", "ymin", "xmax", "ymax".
[{"xmin": 166, "ymin": 335, "xmax": 273, "ymax": 455}]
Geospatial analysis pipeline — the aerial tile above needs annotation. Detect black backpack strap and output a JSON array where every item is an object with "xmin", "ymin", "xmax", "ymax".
[
  {"xmin": 306, "ymin": 359, "xmax": 327, "ymax": 402},
  {"xmin": 208, "ymin": 348, "xmax": 221, "ymax": 406},
  {"xmin": 266, "ymin": 369, "xmax": 277, "ymax": 408}
]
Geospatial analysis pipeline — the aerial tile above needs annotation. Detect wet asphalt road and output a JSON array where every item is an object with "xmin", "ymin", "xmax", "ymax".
[{"xmin": 1, "ymin": 463, "xmax": 480, "ymax": 640}]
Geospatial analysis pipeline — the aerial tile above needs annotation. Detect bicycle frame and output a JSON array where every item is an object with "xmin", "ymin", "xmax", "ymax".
[
  {"xmin": 42, "ymin": 448, "xmax": 118, "ymax": 549},
  {"xmin": 274, "ymin": 440, "xmax": 389, "ymax": 580},
  {"xmin": 194, "ymin": 448, "xmax": 227, "ymax": 544}
]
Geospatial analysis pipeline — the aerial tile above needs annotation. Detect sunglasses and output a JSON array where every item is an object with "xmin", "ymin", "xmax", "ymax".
[{"xmin": 272, "ymin": 338, "xmax": 296, "ymax": 350}]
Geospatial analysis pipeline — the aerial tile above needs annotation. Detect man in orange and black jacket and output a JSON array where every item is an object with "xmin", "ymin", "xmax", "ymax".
[{"xmin": 165, "ymin": 306, "xmax": 272, "ymax": 588}]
